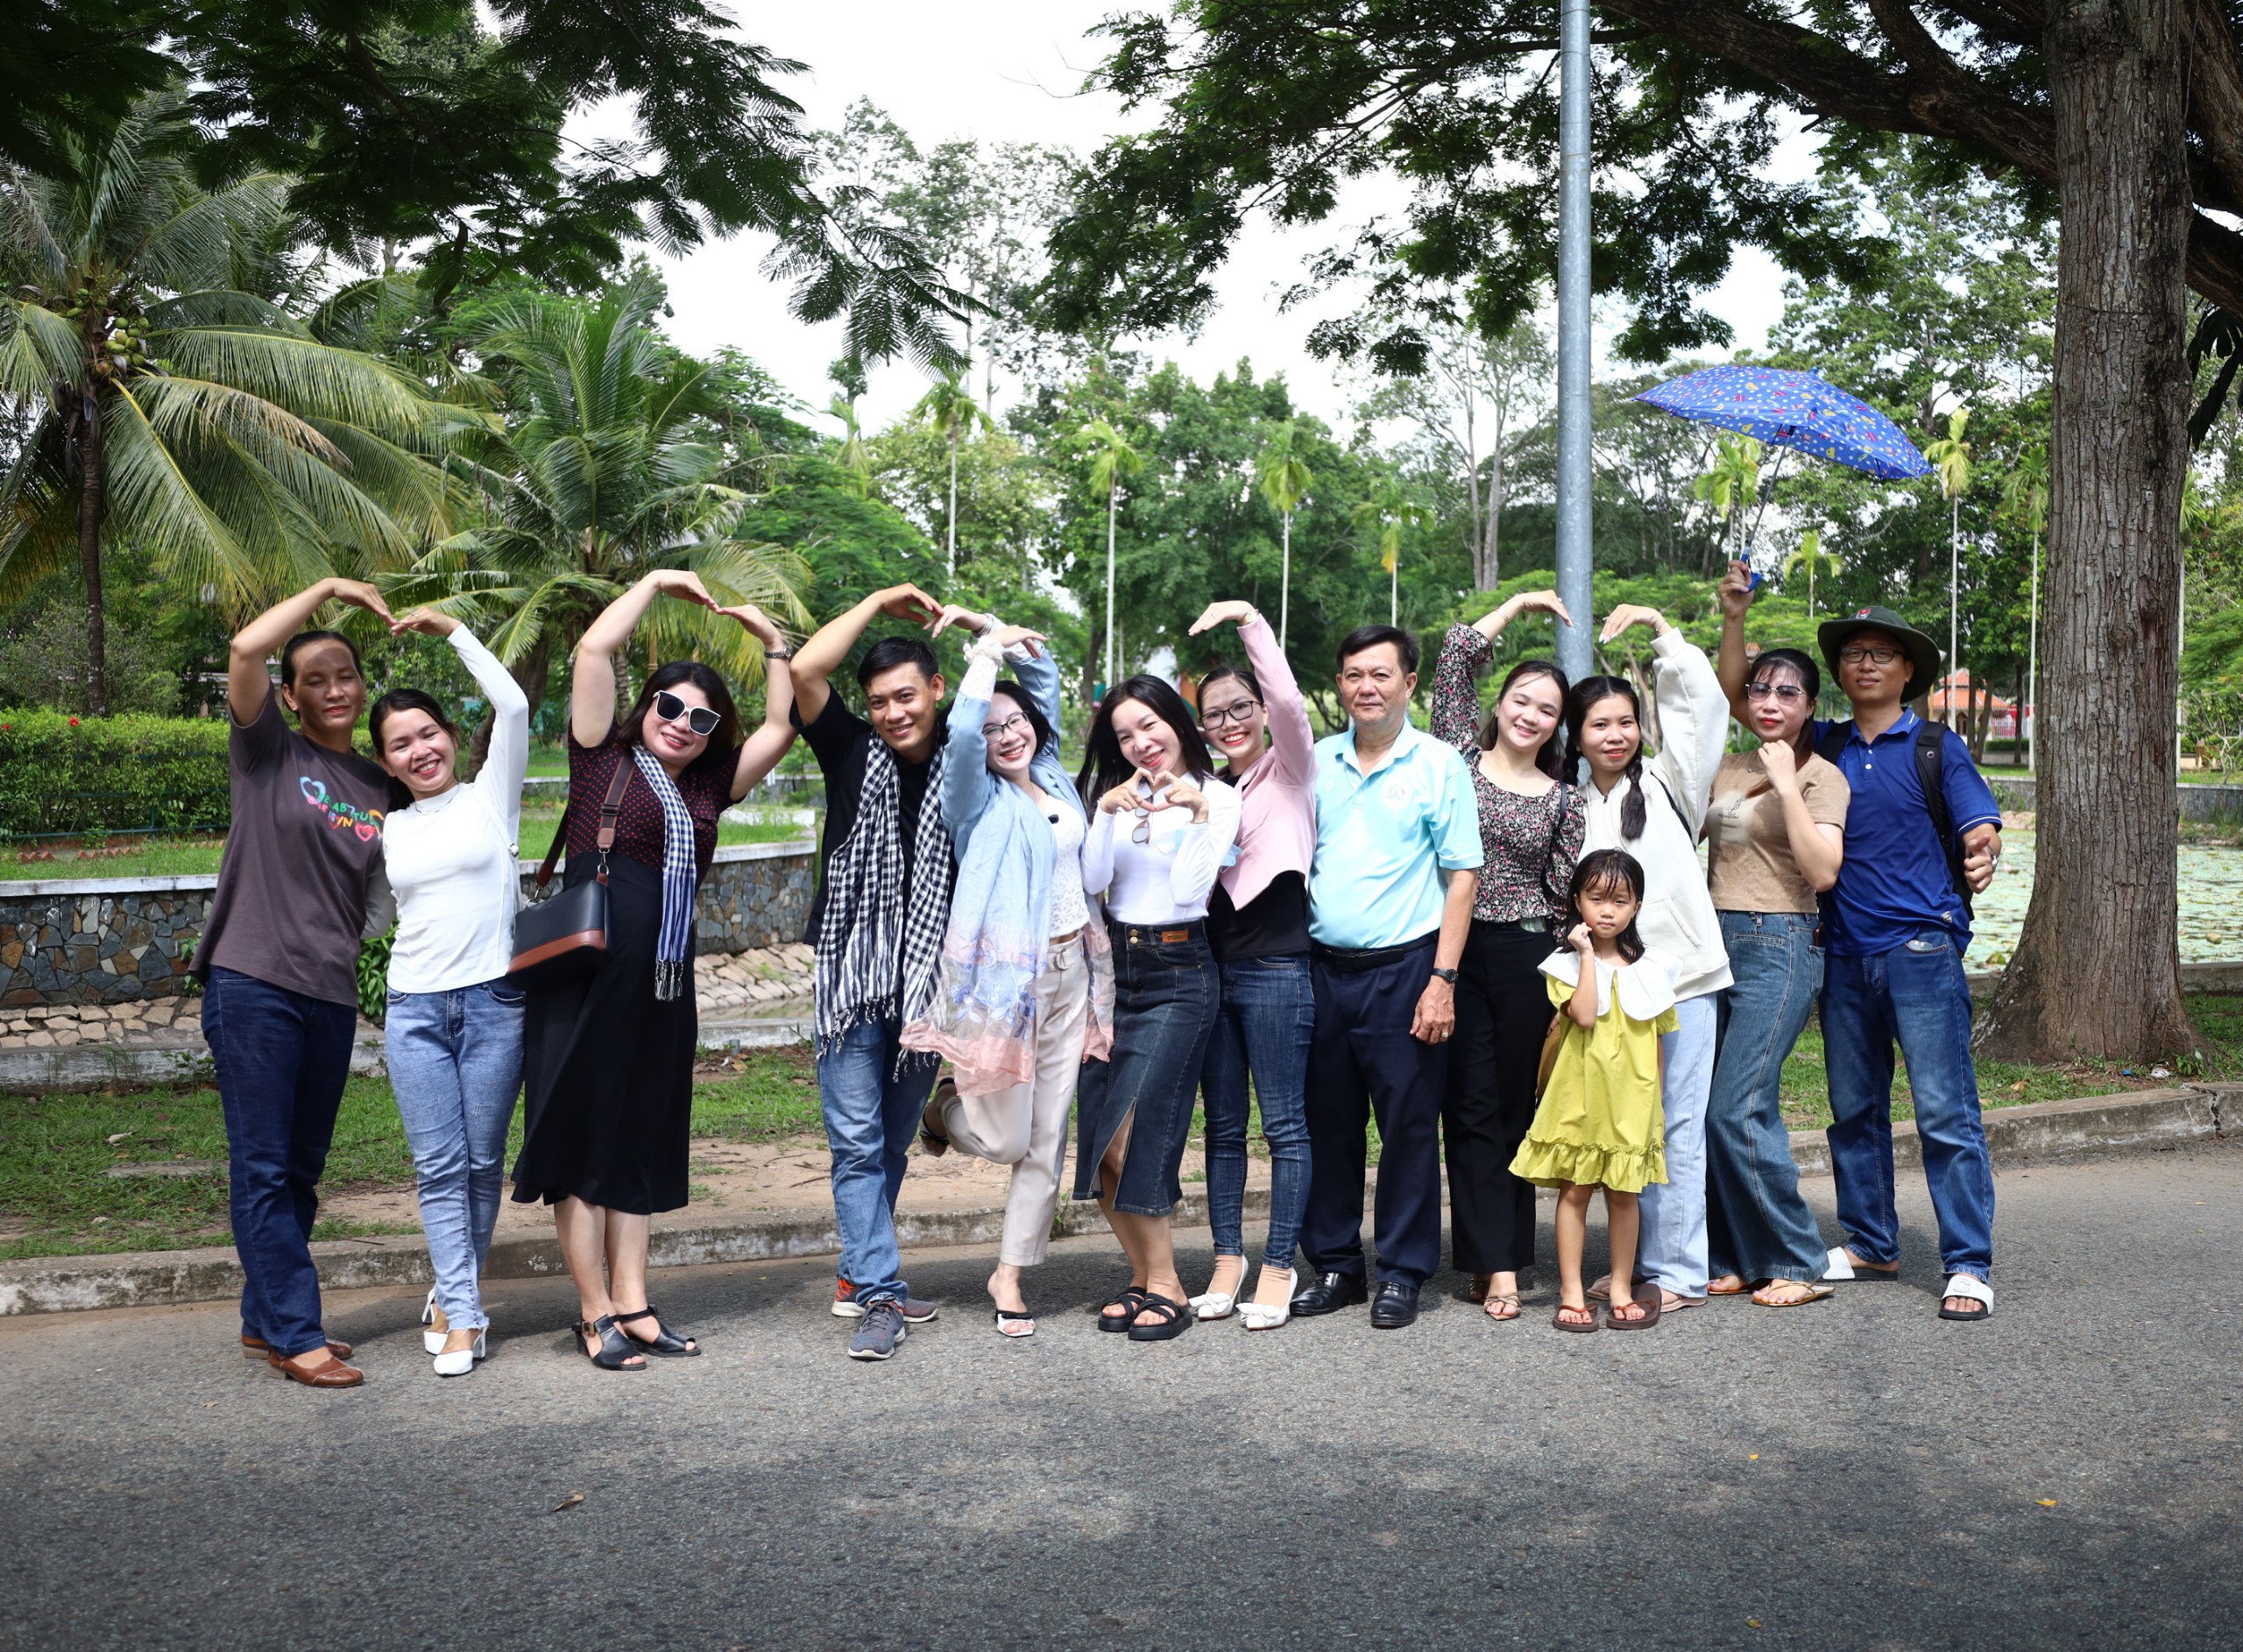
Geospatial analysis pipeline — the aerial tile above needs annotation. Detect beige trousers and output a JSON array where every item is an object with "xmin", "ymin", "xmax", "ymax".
[{"xmin": 941, "ymin": 932, "xmax": 1091, "ymax": 1267}]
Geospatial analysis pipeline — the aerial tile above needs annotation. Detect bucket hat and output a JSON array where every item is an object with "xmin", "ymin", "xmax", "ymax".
[{"xmin": 1816, "ymin": 605, "xmax": 1942, "ymax": 701}]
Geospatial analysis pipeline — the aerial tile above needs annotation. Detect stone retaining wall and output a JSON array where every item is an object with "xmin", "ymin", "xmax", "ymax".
[
  {"xmin": 0, "ymin": 840, "xmax": 815, "ymax": 1008},
  {"xmin": 1989, "ymin": 775, "xmax": 2243, "ymax": 822}
]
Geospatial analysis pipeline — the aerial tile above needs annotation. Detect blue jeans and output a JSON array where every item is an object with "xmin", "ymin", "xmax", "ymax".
[
  {"xmin": 817, "ymin": 1019, "xmax": 938, "ymax": 1305},
  {"xmin": 202, "ymin": 966, "xmax": 358, "ymax": 1359},
  {"xmin": 1821, "ymin": 931, "xmax": 1995, "ymax": 1279},
  {"xmin": 385, "ymin": 980, "xmax": 525, "ymax": 1332},
  {"xmin": 1074, "ymin": 922, "xmax": 1220, "ymax": 1216},
  {"xmin": 1705, "ymin": 911, "xmax": 1829, "ymax": 1284},
  {"xmin": 1200, "ymin": 954, "xmax": 1314, "ymax": 1272},
  {"xmin": 1638, "ymin": 993, "xmax": 1717, "ymax": 1298}
]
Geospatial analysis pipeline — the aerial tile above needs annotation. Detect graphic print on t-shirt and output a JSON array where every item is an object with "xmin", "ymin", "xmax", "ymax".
[{"xmin": 300, "ymin": 775, "xmax": 384, "ymax": 839}]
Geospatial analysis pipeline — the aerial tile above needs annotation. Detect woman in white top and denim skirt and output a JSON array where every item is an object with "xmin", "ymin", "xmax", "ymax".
[
  {"xmin": 369, "ymin": 611, "xmax": 529, "ymax": 1377},
  {"xmin": 1074, "ymin": 676, "xmax": 1243, "ymax": 1342}
]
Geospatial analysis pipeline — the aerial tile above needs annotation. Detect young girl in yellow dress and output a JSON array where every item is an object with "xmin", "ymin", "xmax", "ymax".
[{"xmin": 1511, "ymin": 849, "xmax": 1678, "ymax": 1332}]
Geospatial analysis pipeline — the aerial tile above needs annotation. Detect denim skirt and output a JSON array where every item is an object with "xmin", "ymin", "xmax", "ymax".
[{"xmin": 1073, "ymin": 918, "xmax": 1220, "ymax": 1217}]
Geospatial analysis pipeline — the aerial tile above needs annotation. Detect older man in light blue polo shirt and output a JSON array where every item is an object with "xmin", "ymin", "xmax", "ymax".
[{"xmin": 1291, "ymin": 624, "xmax": 1482, "ymax": 1331}]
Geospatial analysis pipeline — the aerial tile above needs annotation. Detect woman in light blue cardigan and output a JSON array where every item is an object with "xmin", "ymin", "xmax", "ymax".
[{"xmin": 903, "ymin": 618, "xmax": 1113, "ymax": 1337}]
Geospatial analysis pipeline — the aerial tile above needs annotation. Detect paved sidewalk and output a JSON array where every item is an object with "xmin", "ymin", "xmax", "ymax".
[{"xmin": 4, "ymin": 1141, "xmax": 2239, "ymax": 1648}]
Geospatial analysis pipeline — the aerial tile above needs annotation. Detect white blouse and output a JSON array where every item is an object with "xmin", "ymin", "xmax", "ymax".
[
  {"xmin": 1047, "ymin": 801, "xmax": 1089, "ymax": 937},
  {"xmin": 1081, "ymin": 776, "xmax": 1243, "ymax": 926},
  {"xmin": 381, "ymin": 627, "xmax": 529, "ymax": 993}
]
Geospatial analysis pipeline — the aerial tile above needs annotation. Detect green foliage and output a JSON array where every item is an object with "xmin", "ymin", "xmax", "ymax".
[
  {"xmin": 357, "ymin": 927, "xmax": 395, "ymax": 1025},
  {"xmin": 0, "ymin": 710, "xmax": 230, "ymax": 837}
]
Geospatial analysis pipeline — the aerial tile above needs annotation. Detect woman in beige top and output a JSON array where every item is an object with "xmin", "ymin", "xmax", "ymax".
[{"xmin": 1700, "ymin": 647, "xmax": 1849, "ymax": 1306}]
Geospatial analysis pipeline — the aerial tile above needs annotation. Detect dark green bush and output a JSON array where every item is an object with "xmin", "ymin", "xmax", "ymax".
[{"xmin": 0, "ymin": 710, "xmax": 231, "ymax": 837}]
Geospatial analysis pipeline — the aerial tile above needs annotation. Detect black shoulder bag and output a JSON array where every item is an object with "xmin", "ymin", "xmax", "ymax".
[{"xmin": 506, "ymin": 759, "xmax": 634, "ymax": 988}]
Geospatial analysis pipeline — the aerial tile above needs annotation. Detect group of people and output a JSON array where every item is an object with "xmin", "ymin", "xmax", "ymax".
[{"xmin": 198, "ymin": 554, "xmax": 2003, "ymax": 1387}]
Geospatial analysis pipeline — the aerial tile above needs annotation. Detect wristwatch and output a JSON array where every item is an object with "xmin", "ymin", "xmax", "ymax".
[
  {"xmin": 764, "ymin": 646, "xmax": 796, "ymax": 661},
  {"xmin": 1430, "ymin": 966, "xmax": 1459, "ymax": 985}
]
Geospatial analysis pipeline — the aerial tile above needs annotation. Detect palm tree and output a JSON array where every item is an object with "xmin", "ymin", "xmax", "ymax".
[
  {"xmin": 1257, "ymin": 421, "xmax": 1313, "ymax": 647},
  {"xmin": 828, "ymin": 392, "xmax": 875, "ymax": 499},
  {"xmin": 911, "ymin": 367, "xmax": 994, "ymax": 579},
  {"xmin": 0, "ymin": 88, "xmax": 463, "ymax": 713},
  {"xmin": 1924, "ymin": 408, "xmax": 1973, "ymax": 729},
  {"xmin": 1078, "ymin": 416, "xmax": 1143, "ymax": 688},
  {"xmin": 1355, "ymin": 481, "xmax": 1433, "ymax": 626},
  {"xmin": 1691, "ymin": 434, "xmax": 1763, "ymax": 570},
  {"xmin": 1783, "ymin": 527, "xmax": 1843, "ymax": 618},
  {"xmin": 2000, "ymin": 447, "xmax": 2048, "ymax": 769},
  {"xmin": 396, "ymin": 272, "xmax": 808, "ymax": 733}
]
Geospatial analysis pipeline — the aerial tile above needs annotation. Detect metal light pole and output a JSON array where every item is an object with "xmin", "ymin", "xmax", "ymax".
[{"xmin": 1553, "ymin": 0, "xmax": 1594, "ymax": 686}]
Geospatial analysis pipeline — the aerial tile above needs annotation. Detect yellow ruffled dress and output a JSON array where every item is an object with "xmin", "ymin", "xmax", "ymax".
[{"xmin": 1508, "ymin": 950, "xmax": 1679, "ymax": 1193}]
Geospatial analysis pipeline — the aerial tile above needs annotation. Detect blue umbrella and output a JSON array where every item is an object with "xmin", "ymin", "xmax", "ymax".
[{"xmin": 1631, "ymin": 364, "xmax": 1931, "ymax": 481}]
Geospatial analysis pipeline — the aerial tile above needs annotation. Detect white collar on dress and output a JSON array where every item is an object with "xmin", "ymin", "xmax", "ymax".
[{"xmin": 1539, "ymin": 947, "xmax": 1679, "ymax": 1020}]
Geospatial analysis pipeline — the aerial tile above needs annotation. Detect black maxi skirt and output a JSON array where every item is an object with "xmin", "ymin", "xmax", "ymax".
[{"xmin": 513, "ymin": 853, "xmax": 697, "ymax": 1215}]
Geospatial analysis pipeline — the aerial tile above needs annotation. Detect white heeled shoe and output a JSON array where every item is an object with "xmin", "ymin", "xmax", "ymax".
[
  {"xmin": 432, "ymin": 1328, "xmax": 486, "ymax": 1378},
  {"xmin": 1238, "ymin": 1267, "xmax": 1295, "ymax": 1331},
  {"xmin": 1190, "ymin": 1256, "xmax": 1250, "ymax": 1321},
  {"xmin": 420, "ymin": 1288, "xmax": 448, "ymax": 1355}
]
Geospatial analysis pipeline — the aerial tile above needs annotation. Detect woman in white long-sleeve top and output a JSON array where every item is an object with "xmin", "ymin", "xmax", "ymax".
[
  {"xmin": 1564, "ymin": 604, "xmax": 1733, "ymax": 1314},
  {"xmin": 369, "ymin": 610, "xmax": 532, "ymax": 1377},
  {"xmin": 1074, "ymin": 676, "xmax": 1243, "ymax": 1343}
]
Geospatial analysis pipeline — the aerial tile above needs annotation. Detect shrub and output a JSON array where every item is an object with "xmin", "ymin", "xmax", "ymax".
[{"xmin": 0, "ymin": 710, "xmax": 231, "ymax": 837}]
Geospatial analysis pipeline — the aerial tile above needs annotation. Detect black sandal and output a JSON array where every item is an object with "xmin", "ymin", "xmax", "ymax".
[
  {"xmin": 993, "ymin": 1309, "xmax": 1037, "ymax": 1339},
  {"xmin": 920, "ymin": 1078, "xmax": 955, "ymax": 1156},
  {"xmin": 576, "ymin": 1315, "xmax": 647, "ymax": 1370},
  {"xmin": 612, "ymin": 1304, "xmax": 700, "ymax": 1357},
  {"xmin": 1126, "ymin": 1292, "xmax": 1195, "ymax": 1343},
  {"xmin": 1097, "ymin": 1284, "xmax": 1149, "ymax": 1333}
]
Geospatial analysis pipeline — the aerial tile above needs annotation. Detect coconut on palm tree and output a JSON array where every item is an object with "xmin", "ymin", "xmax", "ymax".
[
  {"xmin": 0, "ymin": 88, "xmax": 466, "ymax": 714},
  {"xmin": 395, "ymin": 271, "xmax": 809, "ymax": 739}
]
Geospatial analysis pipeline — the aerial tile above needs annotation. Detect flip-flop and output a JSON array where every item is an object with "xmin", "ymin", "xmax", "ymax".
[
  {"xmin": 1484, "ymin": 1292, "xmax": 1522, "ymax": 1323},
  {"xmin": 1706, "ymin": 1275, "xmax": 1755, "ymax": 1296},
  {"xmin": 1752, "ymin": 1280, "xmax": 1836, "ymax": 1308},
  {"xmin": 1822, "ymin": 1246, "xmax": 1900, "ymax": 1282},
  {"xmin": 1603, "ymin": 1292, "xmax": 1663, "ymax": 1331},
  {"xmin": 1936, "ymin": 1274, "xmax": 1993, "ymax": 1323},
  {"xmin": 1552, "ymin": 1302, "xmax": 1600, "ymax": 1334}
]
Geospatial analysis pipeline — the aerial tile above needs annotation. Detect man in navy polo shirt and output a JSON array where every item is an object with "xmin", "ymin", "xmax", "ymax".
[{"xmin": 1719, "ymin": 569, "xmax": 2002, "ymax": 1323}]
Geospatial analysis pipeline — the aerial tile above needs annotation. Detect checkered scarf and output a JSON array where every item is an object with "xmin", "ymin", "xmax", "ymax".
[
  {"xmin": 629, "ymin": 745, "xmax": 698, "ymax": 1001},
  {"xmin": 813, "ymin": 738, "xmax": 952, "ymax": 1063}
]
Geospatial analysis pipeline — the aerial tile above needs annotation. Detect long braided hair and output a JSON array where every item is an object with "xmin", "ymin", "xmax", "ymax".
[{"xmin": 1564, "ymin": 674, "xmax": 1648, "ymax": 841}]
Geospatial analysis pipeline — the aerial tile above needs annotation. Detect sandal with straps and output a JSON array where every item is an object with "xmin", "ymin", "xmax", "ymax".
[
  {"xmin": 1126, "ymin": 1291, "xmax": 1195, "ymax": 1343},
  {"xmin": 576, "ymin": 1315, "xmax": 647, "ymax": 1370},
  {"xmin": 1098, "ymin": 1284, "xmax": 1150, "ymax": 1333},
  {"xmin": 612, "ymin": 1304, "xmax": 700, "ymax": 1356}
]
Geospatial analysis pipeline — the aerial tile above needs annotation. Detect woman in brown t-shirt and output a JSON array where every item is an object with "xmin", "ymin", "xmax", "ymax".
[
  {"xmin": 1701, "ymin": 646, "xmax": 1848, "ymax": 1306},
  {"xmin": 512, "ymin": 569, "xmax": 799, "ymax": 1370}
]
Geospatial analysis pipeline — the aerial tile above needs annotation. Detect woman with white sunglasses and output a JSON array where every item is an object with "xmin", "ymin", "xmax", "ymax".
[{"xmin": 513, "ymin": 570, "xmax": 797, "ymax": 1371}]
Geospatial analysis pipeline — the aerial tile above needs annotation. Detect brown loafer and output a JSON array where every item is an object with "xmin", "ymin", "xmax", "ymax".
[
  {"xmin": 267, "ymin": 1350, "xmax": 364, "ymax": 1387},
  {"xmin": 243, "ymin": 1334, "xmax": 352, "ymax": 1360}
]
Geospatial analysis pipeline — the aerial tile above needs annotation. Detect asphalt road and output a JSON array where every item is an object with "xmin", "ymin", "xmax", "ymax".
[{"xmin": 8, "ymin": 1141, "xmax": 2241, "ymax": 1651}]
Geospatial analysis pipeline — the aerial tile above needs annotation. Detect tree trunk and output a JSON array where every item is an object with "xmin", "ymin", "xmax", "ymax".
[
  {"xmin": 1978, "ymin": 0, "xmax": 2195, "ymax": 1061},
  {"xmin": 74, "ymin": 380, "xmax": 109, "ymax": 718},
  {"xmin": 1482, "ymin": 441, "xmax": 1505, "ymax": 590}
]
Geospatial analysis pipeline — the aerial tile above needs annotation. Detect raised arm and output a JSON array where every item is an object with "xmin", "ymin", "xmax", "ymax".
[
  {"xmin": 789, "ymin": 582, "xmax": 943, "ymax": 727},
  {"xmin": 229, "ymin": 577, "xmax": 392, "ymax": 724},
  {"xmin": 1603, "ymin": 604, "xmax": 1729, "ymax": 830},
  {"xmin": 1191, "ymin": 601, "xmax": 1315, "ymax": 782},
  {"xmin": 1431, "ymin": 590, "xmax": 1575, "ymax": 758},
  {"xmin": 393, "ymin": 609, "xmax": 531, "ymax": 845},
  {"xmin": 571, "ymin": 569, "xmax": 719, "ymax": 749},
  {"xmin": 939, "ymin": 630, "xmax": 1009, "ymax": 839},
  {"xmin": 705, "ymin": 604, "xmax": 796, "ymax": 801},
  {"xmin": 1715, "ymin": 559, "xmax": 1756, "ymax": 724}
]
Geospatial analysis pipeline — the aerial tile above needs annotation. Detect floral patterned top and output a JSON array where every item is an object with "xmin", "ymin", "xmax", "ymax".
[{"xmin": 1429, "ymin": 624, "xmax": 1584, "ymax": 925}]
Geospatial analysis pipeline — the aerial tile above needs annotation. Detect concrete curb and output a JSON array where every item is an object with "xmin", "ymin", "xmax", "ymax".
[
  {"xmin": 0, "ymin": 1036, "xmax": 386, "ymax": 1095},
  {"xmin": 1, "ymin": 1085, "xmax": 2232, "ymax": 1317}
]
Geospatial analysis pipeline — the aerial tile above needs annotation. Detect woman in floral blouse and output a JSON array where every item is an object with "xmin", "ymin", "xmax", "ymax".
[{"xmin": 1428, "ymin": 592, "xmax": 1585, "ymax": 1322}]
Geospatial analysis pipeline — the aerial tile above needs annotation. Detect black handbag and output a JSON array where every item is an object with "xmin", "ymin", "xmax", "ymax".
[{"xmin": 506, "ymin": 760, "xmax": 633, "ymax": 988}]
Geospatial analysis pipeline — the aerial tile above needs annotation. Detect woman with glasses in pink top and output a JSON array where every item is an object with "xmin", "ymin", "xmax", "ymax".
[{"xmin": 1181, "ymin": 600, "xmax": 1319, "ymax": 1331}]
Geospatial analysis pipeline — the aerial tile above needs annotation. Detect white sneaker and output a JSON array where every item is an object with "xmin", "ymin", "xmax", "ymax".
[{"xmin": 433, "ymin": 1329, "xmax": 486, "ymax": 1378}]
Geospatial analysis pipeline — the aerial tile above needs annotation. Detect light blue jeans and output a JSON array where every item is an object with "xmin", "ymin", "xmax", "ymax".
[
  {"xmin": 817, "ymin": 1018, "xmax": 938, "ymax": 1307},
  {"xmin": 385, "ymin": 980, "xmax": 525, "ymax": 1332},
  {"xmin": 1636, "ymin": 992, "xmax": 1717, "ymax": 1299}
]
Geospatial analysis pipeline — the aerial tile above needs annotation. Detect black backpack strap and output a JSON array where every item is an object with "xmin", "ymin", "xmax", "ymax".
[
  {"xmin": 1650, "ymin": 773, "xmax": 1692, "ymax": 837},
  {"xmin": 1813, "ymin": 719, "xmax": 1849, "ymax": 767},
  {"xmin": 1915, "ymin": 721, "xmax": 1971, "ymax": 918}
]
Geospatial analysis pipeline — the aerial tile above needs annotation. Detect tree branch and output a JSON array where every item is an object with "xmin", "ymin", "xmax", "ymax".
[{"xmin": 2187, "ymin": 0, "xmax": 2243, "ymax": 215}]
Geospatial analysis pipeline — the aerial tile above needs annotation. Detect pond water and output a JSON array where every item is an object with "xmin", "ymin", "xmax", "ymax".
[{"xmin": 1964, "ymin": 826, "xmax": 2243, "ymax": 966}]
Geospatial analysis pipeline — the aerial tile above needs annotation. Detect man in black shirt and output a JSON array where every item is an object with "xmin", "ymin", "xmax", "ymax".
[{"xmin": 790, "ymin": 582, "xmax": 979, "ymax": 1359}]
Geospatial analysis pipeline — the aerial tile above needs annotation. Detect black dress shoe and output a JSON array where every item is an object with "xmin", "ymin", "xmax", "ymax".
[
  {"xmin": 1369, "ymin": 1281, "xmax": 1422, "ymax": 1329},
  {"xmin": 1290, "ymin": 1272, "xmax": 1369, "ymax": 1317}
]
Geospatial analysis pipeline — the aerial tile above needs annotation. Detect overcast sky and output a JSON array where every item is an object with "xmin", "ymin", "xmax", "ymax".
[{"xmin": 635, "ymin": 2, "xmax": 1801, "ymax": 435}]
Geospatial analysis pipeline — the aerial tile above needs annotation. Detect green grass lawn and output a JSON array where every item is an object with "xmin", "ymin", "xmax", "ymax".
[{"xmin": 6, "ymin": 1003, "xmax": 2235, "ymax": 1261}]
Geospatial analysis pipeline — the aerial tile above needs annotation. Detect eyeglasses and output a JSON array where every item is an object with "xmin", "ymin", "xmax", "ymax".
[
  {"xmin": 1130, "ymin": 809, "xmax": 1153, "ymax": 844},
  {"xmin": 1198, "ymin": 699, "xmax": 1263, "ymax": 730},
  {"xmin": 652, "ymin": 689, "xmax": 721, "ymax": 736},
  {"xmin": 1837, "ymin": 644, "xmax": 1903, "ymax": 667},
  {"xmin": 1745, "ymin": 681, "xmax": 1807, "ymax": 702},
  {"xmin": 980, "ymin": 713, "xmax": 1032, "ymax": 743}
]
